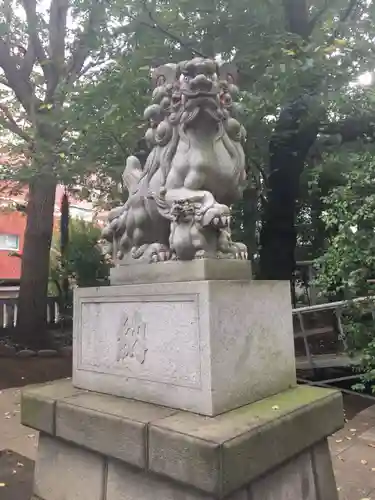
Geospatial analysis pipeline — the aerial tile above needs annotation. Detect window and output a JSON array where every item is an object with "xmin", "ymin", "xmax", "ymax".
[{"xmin": 0, "ymin": 234, "xmax": 20, "ymax": 251}]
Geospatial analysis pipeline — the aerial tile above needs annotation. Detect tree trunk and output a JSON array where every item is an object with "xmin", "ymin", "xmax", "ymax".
[
  {"xmin": 258, "ymin": 94, "xmax": 319, "ymax": 280},
  {"xmin": 257, "ymin": 0, "xmax": 320, "ymax": 281},
  {"xmin": 15, "ymin": 175, "xmax": 57, "ymax": 348}
]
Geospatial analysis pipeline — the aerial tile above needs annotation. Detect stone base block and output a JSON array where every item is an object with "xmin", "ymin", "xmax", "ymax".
[
  {"xmin": 33, "ymin": 435, "xmax": 105, "ymax": 500},
  {"xmin": 110, "ymin": 259, "xmax": 252, "ymax": 285},
  {"xmin": 73, "ymin": 279, "xmax": 296, "ymax": 416},
  {"xmin": 22, "ymin": 381, "xmax": 344, "ymax": 500},
  {"xmin": 32, "ymin": 439, "xmax": 338, "ymax": 500}
]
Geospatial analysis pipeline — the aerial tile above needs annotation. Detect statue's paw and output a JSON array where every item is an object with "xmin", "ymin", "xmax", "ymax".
[
  {"xmin": 202, "ymin": 204, "xmax": 230, "ymax": 228},
  {"xmin": 194, "ymin": 249, "xmax": 218, "ymax": 260},
  {"xmin": 151, "ymin": 252, "xmax": 171, "ymax": 263},
  {"xmin": 217, "ymin": 252, "xmax": 231, "ymax": 260},
  {"xmin": 194, "ymin": 249, "xmax": 208, "ymax": 259},
  {"xmin": 231, "ymin": 243, "xmax": 248, "ymax": 260}
]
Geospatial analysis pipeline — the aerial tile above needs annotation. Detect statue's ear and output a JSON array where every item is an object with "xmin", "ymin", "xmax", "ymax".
[
  {"xmin": 152, "ymin": 64, "xmax": 177, "ymax": 88},
  {"xmin": 218, "ymin": 63, "xmax": 238, "ymax": 84}
]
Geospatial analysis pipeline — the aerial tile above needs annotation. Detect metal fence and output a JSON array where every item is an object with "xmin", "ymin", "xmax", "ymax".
[
  {"xmin": 293, "ymin": 297, "xmax": 374, "ymax": 371},
  {"xmin": 0, "ymin": 297, "xmax": 60, "ymax": 329}
]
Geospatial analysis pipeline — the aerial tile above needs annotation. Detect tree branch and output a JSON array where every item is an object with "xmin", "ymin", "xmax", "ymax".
[
  {"xmin": 50, "ymin": 0, "xmax": 69, "ymax": 68},
  {"xmin": 120, "ymin": 1, "xmax": 209, "ymax": 59},
  {"xmin": 0, "ymin": 40, "xmax": 35, "ymax": 112},
  {"xmin": 282, "ymin": 0, "xmax": 311, "ymax": 39},
  {"xmin": 48, "ymin": 0, "xmax": 69, "ymax": 97},
  {"xmin": 249, "ymin": 157, "xmax": 268, "ymax": 187},
  {"xmin": 65, "ymin": 0, "xmax": 106, "ymax": 88},
  {"xmin": 21, "ymin": 0, "xmax": 53, "ymax": 88},
  {"xmin": 320, "ymin": 113, "xmax": 375, "ymax": 143},
  {"xmin": 143, "ymin": 7, "xmax": 208, "ymax": 58},
  {"xmin": 341, "ymin": 0, "xmax": 359, "ymax": 23},
  {"xmin": 308, "ymin": 0, "xmax": 330, "ymax": 35},
  {"xmin": 20, "ymin": 40, "xmax": 36, "ymax": 80},
  {"xmin": 0, "ymin": 103, "xmax": 33, "ymax": 143},
  {"xmin": 329, "ymin": 0, "xmax": 360, "ymax": 41}
]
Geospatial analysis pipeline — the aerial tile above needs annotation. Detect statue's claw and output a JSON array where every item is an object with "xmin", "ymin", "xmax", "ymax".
[
  {"xmin": 232, "ymin": 243, "xmax": 248, "ymax": 261},
  {"xmin": 195, "ymin": 249, "xmax": 208, "ymax": 259},
  {"xmin": 201, "ymin": 202, "xmax": 230, "ymax": 229}
]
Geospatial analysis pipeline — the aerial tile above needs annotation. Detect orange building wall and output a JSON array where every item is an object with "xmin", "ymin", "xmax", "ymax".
[
  {"xmin": 0, "ymin": 211, "xmax": 27, "ymax": 280},
  {"xmin": 0, "ymin": 179, "xmax": 99, "ymax": 281}
]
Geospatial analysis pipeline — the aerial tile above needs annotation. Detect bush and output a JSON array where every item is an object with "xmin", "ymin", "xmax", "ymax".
[
  {"xmin": 316, "ymin": 152, "xmax": 375, "ymax": 392},
  {"xmin": 50, "ymin": 218, "xmax": 111, "ymax": 300}
]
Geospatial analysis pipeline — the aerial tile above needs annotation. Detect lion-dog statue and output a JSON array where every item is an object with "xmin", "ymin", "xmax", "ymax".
[{"xmin": 102, "ymin": 58, "xmax": 248, "ymax": 263}]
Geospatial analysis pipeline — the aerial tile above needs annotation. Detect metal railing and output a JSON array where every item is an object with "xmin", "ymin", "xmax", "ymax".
[
  {"xmin": 0, "ymin": 297, "xmax": 60, "ymax": 329},
  {"xmin": 292, "ymin": 297, "xmax": 374, "ymax": 370}
]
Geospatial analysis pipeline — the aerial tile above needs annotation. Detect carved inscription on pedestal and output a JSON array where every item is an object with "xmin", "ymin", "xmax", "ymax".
[
  {"xmin": 76, "ymin": 294, "xmax": 201, "ymax": 388},
  {"xmin": 116, "ymin": 311, "xmax": 148, "ymax": 364}
]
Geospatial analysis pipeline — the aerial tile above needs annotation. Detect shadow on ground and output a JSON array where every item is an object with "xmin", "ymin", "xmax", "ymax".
[
  {"xmin": 0, "ymin": 450, "xmax": 34, "ymax": 500},
  {"xmin": 0, "ymin": 357, "xmax": 72, "ymax": 390}
]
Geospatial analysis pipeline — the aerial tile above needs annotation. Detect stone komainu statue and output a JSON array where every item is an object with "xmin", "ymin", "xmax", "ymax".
[{"xmin": 102, "ymin": 58, "xmax": 248, "ymax": 263}]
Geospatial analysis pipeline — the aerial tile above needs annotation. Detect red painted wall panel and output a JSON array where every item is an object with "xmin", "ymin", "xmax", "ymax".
[
  {"xmin": 0, "ymin": 177, "xmax": 99, "ymax": 280},
  {"xmin": 0, "ymin": 211, "xmax": 27, "ymax": 280}
]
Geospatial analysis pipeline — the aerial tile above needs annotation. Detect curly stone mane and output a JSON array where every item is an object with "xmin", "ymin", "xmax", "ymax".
[{"xmin": 138, "ymin": 59, "xmax": 246, "ymax": 196}]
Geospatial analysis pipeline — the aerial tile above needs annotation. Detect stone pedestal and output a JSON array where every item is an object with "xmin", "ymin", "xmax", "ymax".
[
  {"xmin": 22, "ymin": 260, "xmax": 343, "ymax": 499},
  {"xmin": 73, "ymin": 261, "xmax": 296, "ymax": 416},
  {"xmin": 22, "ymin": 380, "xmax": 343, "ymax": 500}
]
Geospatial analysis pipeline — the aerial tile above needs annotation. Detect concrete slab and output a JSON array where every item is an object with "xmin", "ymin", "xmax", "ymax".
[{"xmin": 0, "ymin": 387, "xmax": 38, "ymax": 461}]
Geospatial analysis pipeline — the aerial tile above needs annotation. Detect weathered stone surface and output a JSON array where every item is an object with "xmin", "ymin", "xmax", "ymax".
[
  {"xmin": 73, "ymin": 279, "xmax": 296, "ymax": 416},
  {"xmin": 22, "ymin": 391, "xmax": 55, "ymax": 434},
  {"xmin": 22, "ymin": 381, "xmax": 343, "ymax": 497},
  {"xmin": 55, "ymin": 391, "xmax": 175, "ymax": 468},
  {"xmin": 17, "ymin": 349, "xmax": 36, "ymax": 357},
  {"xmin": 221, "ymin": 389, "xmax": 343, "ymax": 495},
  {"xmin": 106, "ymin": 460, "xmax": 226, "ymax": 500},
  {"xmin": 33, "ymin": 434, "xmax": 104, "ymax": 500},
  {"xmin": 149, "ymin": 387, "xmax": 343, "ymax": 495},
  {"xmin": 21, "ymin": 380, "xmax": 80, "ymax": 434},
  {"xmin": 249, "ymin": 450, "xmax": 316, "ymax": 500},
  {"xmin": 0, "ymin": 344, "xmax": 16, "ymax": 357},
  {"xmin": 310, "ymin": 440, "xmax": 338, "ymax": 500},
  {"xmin": 111, "ymin": 259, "xmax": 252, "ymax": 285},
  {"xmin": 37, "ymin": 349, "xmax": 59, "ymax": 357},
  {"xmin": 149, "ymin": 426, "xmax": 221, "ymax": 494},
  {"xmin": 359, "ymin": 426, "xmax": 375, "ymax": 444}
]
